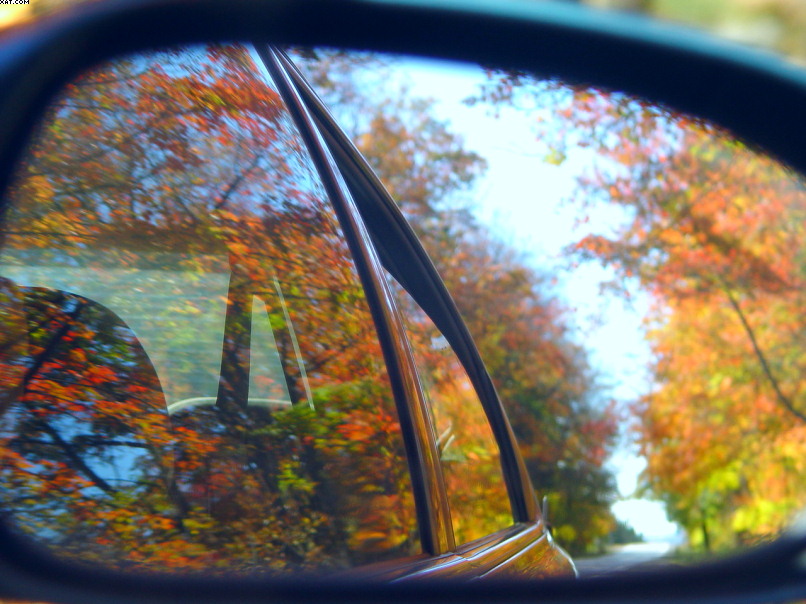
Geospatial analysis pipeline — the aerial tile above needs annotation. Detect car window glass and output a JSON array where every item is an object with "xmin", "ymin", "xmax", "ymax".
[
  {"xmin": 0, "ymin": 43, "xmax": 418, "ymax": 575},
  {"xmin": 385, "ymin": 273, "xmax": 513, "ymax": 545}
]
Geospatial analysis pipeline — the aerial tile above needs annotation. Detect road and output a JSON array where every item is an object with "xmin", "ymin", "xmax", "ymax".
[{"xmin": 573, "ymin": 542, "xmax": 674, "ymax": 577}]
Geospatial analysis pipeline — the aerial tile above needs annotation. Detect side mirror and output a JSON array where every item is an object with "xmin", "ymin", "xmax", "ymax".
[{"xmin": 0, "ymin": 2, "xmax": 803, "ymax": 604}]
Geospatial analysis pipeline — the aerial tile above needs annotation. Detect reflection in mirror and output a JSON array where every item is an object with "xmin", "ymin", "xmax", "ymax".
[
  {"xmin": 0, "ymin": 38, "xmax": 802, "ymax": 581},
  {"xmin": 292, "ymin": 50, "xmax": 805, "ymax": 572},
  {"xmin": 0, "ymin": 44, "xmax": 418, "ymax": 574}
]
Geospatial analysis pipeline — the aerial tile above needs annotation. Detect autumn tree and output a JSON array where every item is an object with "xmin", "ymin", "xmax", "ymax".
[{"xmin": 476, "ymin": 72, "xmax": 805, "ymax": 551}]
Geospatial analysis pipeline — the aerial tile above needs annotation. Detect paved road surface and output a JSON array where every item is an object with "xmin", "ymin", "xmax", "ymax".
[{"xmin": 574, "ymin": 542, "xmax": 673, "ymax": 577}]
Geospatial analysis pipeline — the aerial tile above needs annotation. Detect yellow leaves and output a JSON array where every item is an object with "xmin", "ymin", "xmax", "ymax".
[
  {"xmin": 553, "ymin": 524, "xmax": 577, "ymax": 544},
  {"xmin": 68, "ymin": 346, "xmax": 88, "ymax": 366},
  {"xmin": 639, "ymin": 285, "xmax": 804, "ymax": 546},
  {"xmin": 544, "ymin": 148, "xmax": 567, "ymax": 166},
  {"xmin": 24, "ymin": 174, "xmax": 54, "ymax": 204}
]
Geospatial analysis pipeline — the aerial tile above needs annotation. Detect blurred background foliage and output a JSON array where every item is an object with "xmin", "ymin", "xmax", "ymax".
[
  {"xmin": 584, "ymin": 0, "xmax": 806, "ymax": 63},
  {"xmin": 3, "ymin": 0, "xmax": 806, "ymax": 64}
]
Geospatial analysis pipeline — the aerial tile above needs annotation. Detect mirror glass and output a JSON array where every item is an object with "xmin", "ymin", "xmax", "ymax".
[{"xmin": 0, "ymin": 41, "xmax": 802, "ymax": 579}]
